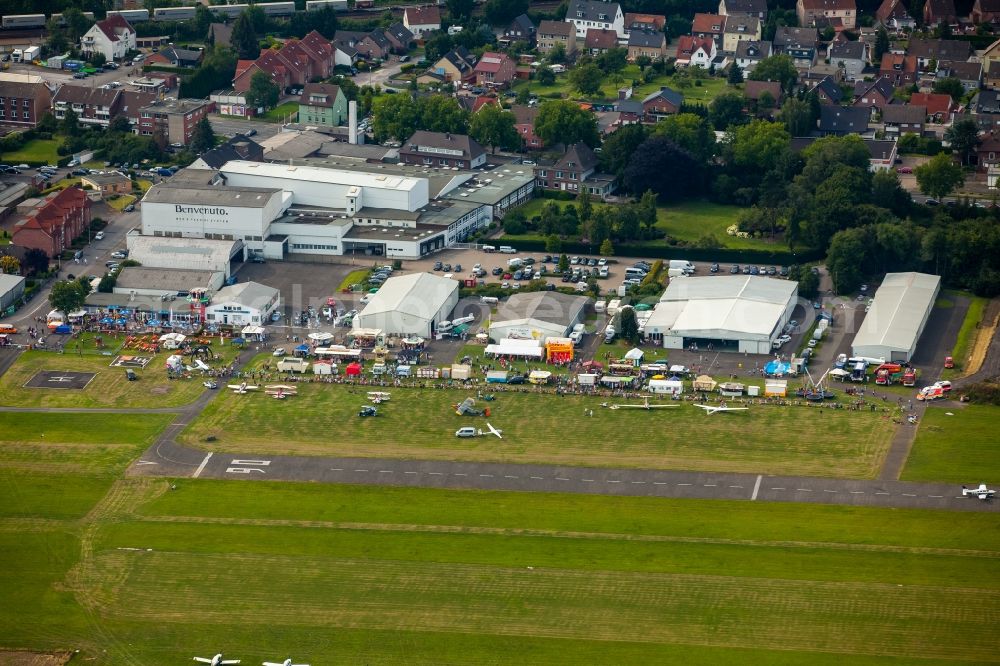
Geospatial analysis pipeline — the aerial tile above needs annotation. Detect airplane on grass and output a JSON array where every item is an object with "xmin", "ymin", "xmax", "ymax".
[
  {"xmin": 962, "ymin": 483, "xmax": 996, "ymax": 500},
  {"xmin": 227, "ymin": 382, "xmax": 258, "ymax": 394},
  {"xmin": 263, "ymin": 659, "xmax": 310, "ymax": 666},
  {"xmin": 193, "ymin": 654, "xmax": 239, "ymax": 665},
  {"xmin": 368, "ymin": 391, "xmax": 391, "ymax": 403},
  {"xmin": 265, "ymin": 384, "xmax": 297, "ymax": 399},
  {"xmin": 455, "ymin": 423, "xmax": 503, "ymax": 439},
  {"xmin": 694, "ymin": 403, "xmax": 749, "ymax": 415},
  {"xmin": 603, "ymin": 397, "xmax": 679, "ymax": 411}
]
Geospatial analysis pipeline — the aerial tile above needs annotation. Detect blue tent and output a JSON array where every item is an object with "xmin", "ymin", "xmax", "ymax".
[
  {"xmin": 116, "ymin": 318, "xmax": 127, "ymax": 326},
  {"xmin": 295, "ymin": 343, "xmax": 309, "ymax": 351},
  {"xmin": 146, "ymin": 319, "xmax": 161, "ymax": 327},
  {"xmin": 231, "ymin": 337, "xmax": 245, "ymax": 345},
  {"xmin": 53, "ymin": 324, "xmax": 72, "ymax": 334},
  {"xmin": 100, "ymin": 317, "xmax": 115, "ymax": 325}
]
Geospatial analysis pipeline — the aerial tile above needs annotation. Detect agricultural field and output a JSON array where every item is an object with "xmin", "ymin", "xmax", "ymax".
[
  {"xmin": 178, "ymin": 383, "xmax": 894, "ymax": 478},
  {"xmin": 0, "ymin": 350, "xmax": 206, "ymax": 408},
  {"xmin": 902, "ymin": 404, "xmax": 1000, "ymax": 483}
]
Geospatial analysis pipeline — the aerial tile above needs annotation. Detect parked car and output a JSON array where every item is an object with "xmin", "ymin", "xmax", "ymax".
[
  {"xmin": 433, "ymin": 261, "xmax": 443, "ymax": 271},
  {"xmin": 896, "ymin": 166, "xmax": 913, "ymax": 174},
  {"xmin": 111, "ymin": 251, "xmax": 127, "ymax": 259},
  {"xmin": 94, "ymin": 231, "xmax": 104, "ymax": 241},
  {"xmin": 710, "ymin": 263, "xmax": 719, "ymax": 273},
  {"xmin": 730, "ymin": 264, "xmax": 740, "ymax": 274}
]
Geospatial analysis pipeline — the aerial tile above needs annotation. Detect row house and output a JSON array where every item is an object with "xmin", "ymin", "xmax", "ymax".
[
  {"xmin": 566, "ymin": 0, "xmax": 625, "ymax": 40},
  {"xmin": 773, "ymin": 27, "xmax": 818, "ymax": 67},
  {"xmin": 972, "ymin": 89, "xmax": 1000, "ymax": 130},
  {"xmin": 120, "ymin": 90, "xmax": 158, "ymax": 129},
  {"xmin": 875, "ymin": 0, "xmax": 916, "ymax": 30},
  {"xmin": 719, "ymin": 0, "xmax": 767, "ymax": 19},
  {"xmin": 0, "ymin": 74, "xmax": 52, "ymax": 128},
  {"xmin": 11, "ymin": 188, "xmax": 91, "ymax": 258},
  {"xmin": 811, "ymin": 75, "xmax": 843, "ymax": 104},
  {"xmin": 722, "ymin": 16, "xmax": 760, "ymax": 53},
  {"xmin": 628, "ymin": 30, "xmax": 668, "ymax": 62},
  {"xmin": 976, "ymin": 133, "xmax": 1000, "ymax": 173},
  {"xmin": 234, "ymin": 30, "xmax": 337, "ymax": 93},
  {"xmin": 936, "ymin": 60, "xmax": 982, "ymax": 92},
  {"xmin": 972, "ymin": 0, "xmax": 1000, "ymax": 23},
  {"xmin": 52, "ymin": 85, "xmax": 122, "ymax": 128},
  {"xmin": 537, "ymin": 21, "xmax": 577, "ymax": 58},
  {"xmin": 907, "ymin": 38, "xmax": 971, "ymax": 70},
  {"xmin": 796, "ymin": 0, "xmax": 856, "ymax": 29},
  {"xmin": 533, "ymin": 142, "xmax": 615, "ymax": 198}
]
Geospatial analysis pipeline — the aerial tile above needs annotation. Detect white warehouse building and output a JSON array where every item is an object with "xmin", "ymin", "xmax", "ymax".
[
  {"xmin": 352, "ymin": 272, "xmax": 459, "ymax": 337},
  {"xmin": 489, "ymin": 291, "xmax": 590, "ymax": 343},
  {"xmin": 644, "ymin": 276, "xmax": 798, "ymax": 354},
  {"xmin": 852, "ymin": 272, "xmax": 940, "ymax": 363}
]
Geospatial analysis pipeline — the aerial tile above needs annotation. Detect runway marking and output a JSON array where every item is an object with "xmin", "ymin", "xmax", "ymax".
[
  {"xmin": 556, "ymin": 477, "xmax": 570, "ymax": 481},
  {"xmin": 192, "ymin": 452, "xmax": 213, "ymax": 479},
  {"xmin": 875, "ymin": 492, "xmax": 889, "ymax": 495},
  {"xmin": 704, "ymin": 484, "xmax": 717, "ymax": 487},
  {"xmin": 504, "ymin": 475, "xmax": 518, "ymax": 479},
  {"xmin": 796, "ymin": 488, "xmax": 812, "ymax": 492},
  {"xmin": 929, "ymin": 495, "xmax": 943, "ymax": 498},
  {"xmin": 607, "ymin": 480, "xmax": 621, "ymax": 484},
  {"xmin": 354, "ymin": 469, "xmax": 369, "ymax": 473},
  {"xmin": 771, "ymin": 487, "xmax": 786, "ymax": 491},
  {"xmin": 480, "ymin": 474, "xmax": 493, "ymax": 478},
  {"xmin": 902, "ymin": 493, "xmax": 916, "ymax": 497},
  {"xmin": 653, "ymin": 482, "xmax": 667, "ymax": 485},
  {"xmin": 751, "ymin": 475, "xmax": 762, "ymax": 501},
  {"xmin": 631, "ymin": 481, "xmax": 646, "ymax": 485},
  {"xmin": 850, "ymin": 491, "xmax": 864, "ymax": 494},
  {"xmin": 428, "ymin": 472, "xmax": 444, "ymax": 476},
  {"xmin": 453, "ymin": 473, "xmax": 467, "ymax": 476},
  {"xmin": 135, "ymin": 460, "xmax": 157, "ymax": 466},
  {"xmin": 529, "ymin": 476, "xmax": 543, "ymax": 480},
  {"xmin": 330, "ymin": 468, "xmax": 343, "ymax": 471},
  {"xmin": 728, "ymin": 485, "xmax": 743, "ymax": 489},
  {"xmin": 582, "ymin": 479, "xmax": 595, "ymax": 482},
  {"xmin": 677, "ymin": 483, "xmax": 692, "ymax": 486},
  {"xmin": 824, "ymin": 489, "xmax": 837, "ymax": 493},
  {"xmin": 404, "ymin": 471, "xmax": 418, "ymax": 475},
  {"xmin": 378, "ymin": 470, "xmax": 393, "ymax": 474}
]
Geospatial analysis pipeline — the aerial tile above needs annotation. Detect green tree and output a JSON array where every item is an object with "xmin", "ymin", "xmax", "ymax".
[
  {"xmin": 194, "ymin": 4, "xmax": 213, "ymax": 37},
  {"xmin": 231, "ymin": 12, "xmax": 260, "ymax": 60},
  {"xmin": 545, "ymin": 234, "xmax": 562, "ymax": 254},
  {"xmin": 653, "ymin": 113, "xmax": 714, "ymax": 162},
  {"xmin": 417, "ymin": 95, "xmax": 470, "ymax": 135},
  {"xmin": 483, "ymin": 0, "xmax": 529, "ymax": 24},
  {"xmin": 826, "ymin": 227, "xmax": 869, "ymax": 294},
  {"xmin": 0, "ymin": 255, "xmax": 20, "ymax": 274},
  {"xmin": 708, "ymin": 91, "xmax": 746, "ymax": 130},
  {"xmin": 534, "ymin": 100, "xmax": 600, "ymax": 148},
  {"xmin": 945, "ymin": 117, "xmax": 980, "ymax": 166},
  {"xmin": 502, "ymin": 210, "xmax": 526, "ymax": 235},
  {"xmin": 749, "ymin": 54, "xmax": 798, "ymax": 92},
  {"xmin": 245, "ymin": 70, "xmax": 280, "ymax": 111},
  {"xmin": 60, "ymin": 107, "xmax": 79, "ymax": 136},
  {"xmin": 915, "ymin": 152, "xmax": 964, "ymax": 199},
  {"xmin": 189, "ymin": 116, "xmax": 216, "ymax": 154},
  {"xmin": 874, "ymin": 27, "xmax": 890, "ymax": 64},
  {"xmin": 468, "ymin": 104, "xmax": 519, "ymax": 153},
  {"xmin": 577, "ymin": 190, "xmax": 593, "ymax": 223},
  {"xmin": 537, "ymin": 67, "xmax": 556, "ymax": 85},
  {"xmin": 797, "ymin": 264, "xmax": 820, "ymax": 298},
  {"xmin": 600, "ymin": 237, "xmax": 614, "ymax": 256},
  {"xmin": 727, "ymin": 120, "xmax": 790, "ymax": 170},
  {"xmin": 372, "ymin": 93, "xmax": 418, "ymax": 141},
  {"xmin": 45, "ymin": 20, "xmax": 68, "ymax": 54},
  {"xmin": 569, "ymin": 62, "xmax": 603, "ymax": 97},
  {"xmin": 48, "ymin": 279, "xmax": 87, "ymax": 319},
  {"xmin": 639, "ymin": 189, "xmax": 657, "ymax": 233},
  {"xmin": 599, "ymin": 123, "xmax": 646, "ymax": 181},
  {"xmin": 618, "ymin": 305, "xmax": 639, "ymax": 342},
  {"xmin": 635, "ymin": 55, "xmax": 652, "ymax": 72},
  {"xmin": 558, "ymin": 253, "xmax": 569, "ymax": 273},
  {"xmin": 539, "ymin": 201, "xmax": 562, "ymax": 235},
  {"xmin": 547, "ymin": 43, "xmax": 566, "ymax": 65},
  {"xmin": 871, "ymin": 169, "xmax": 911, "ymax": 216},
  {"xmin": 446, "ymin": 0, "xmax": 475, "ymax": 20},
  {"xmin": 727, "ymin": 63, "xmax": 744, "ymax": 85},
  {"xmin": 779, "ymin": 97, "xmax": 816, "ymax": 136},
  {"xmin": 59, "ymin": 7, "xmax": 93, "ymax": 42},
  {"xmin": 933, "ymin": 76, "xmax": 964, "ymax": 101},
  {"xmin": 622, "ymin": 137, "xmax": 700, "ymax": 202},
  {"xmin": 597, "ymin": 47, "xmax": 628, "ymax": 74},
  {"xmin": 97, "ymin": 273, "xmax": 117, "ymax": 293}
]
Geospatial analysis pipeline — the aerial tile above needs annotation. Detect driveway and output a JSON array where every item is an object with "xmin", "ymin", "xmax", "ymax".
[{"xmin": 354, "ymin": 60, "xmax": 407, "ymax": 89}]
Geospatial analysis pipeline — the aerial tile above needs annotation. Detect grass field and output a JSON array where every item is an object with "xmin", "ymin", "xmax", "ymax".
[
  {"xmin": 337, "ymin": 267, "xmax": 372, "ymax": 291},
  {"xmin": 902, "ymin": 404, "xmax": 1000, "ymax": 483},
  {"xmin": 0, "ymin": 350, "xmax": 204, "ymax": 408},
  {"xmin": 178, "ymin": 383, "xmax": 893, "ymax": 477},
  {"xmin": 259, "ymin": 102, "xmax": 299, "ymax": 123},
  {"xmin": 2, "ymin": 138, "xmax": 62, "ymax": 165},
  {"xmin": 514, "ymin": 68, "xmax": 734, "ymax": 107},
  {"xmin": 942, "ymin": 294, "xmax": 988, "ymax": 378}
]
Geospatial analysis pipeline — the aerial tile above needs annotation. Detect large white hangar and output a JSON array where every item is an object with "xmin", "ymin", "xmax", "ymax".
[
  {"xmin": 352, "ymin": 272, "xmax": 459, "ymax": 337},
  {"xmin": 489, "ymin": 291, "xmax": 590, "ymax": 343},
  {"xmin": 852, "ymin": 271, "xmax": 940, "ymax": 363},
  {"xmin": 644, "ymin": 276, "xmax": 798, "ymax": 354}
]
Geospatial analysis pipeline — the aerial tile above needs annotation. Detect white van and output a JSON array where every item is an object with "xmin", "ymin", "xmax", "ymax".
[
  {"xmin": 669, "ymin": 259, "xmax": 694, "ymax": 272},
  {"xmin": 667, "ymin": 268, "xmax": 687, "ymax": 278},
  {"xmin": 624, "ymin": 267, "xmax": 647, "ymax": 279},
  {"xmin": 507, "ymin": 257, "xmax": 523, "ymax": 269},
  {"xmin": 482, "ymin": 245, "xmax": 496, "ymax": 253},
  {"xmin": 480, "ymin": 296, "xmax": 499, "ymax": 305},
  {"xmin": 498, "ymin": 245, "xmax": 516, "ymax": 254}
]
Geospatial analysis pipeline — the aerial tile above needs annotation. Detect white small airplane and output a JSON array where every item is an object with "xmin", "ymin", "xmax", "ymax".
[
  {"xmin": 605, "ymin": 396, "xmax": 679, "ymax": 411},
  {"xmin": 263, "ymin": 659, "xmax": 310, "ymax": 666},
  {"xmin": 195, "ymin": 359, "xmax": 211, "ymax": 371},
  {"xmin": 694, "ymin": 403, "xmax": 749, "ymax": 415},
  {"xmin": 227, "ymin": 382, "xmax": 259, "ymax": 394},
  {"xmin": 962, "ymin": 484, "xmax": 996, "ymax": 500},
  {"xmin": 193, "ymin": 654, "xmax": 239, "ymax": 665},
  {"xmin": 486, "ymin": 422, "xmax": 503, "ymax": 439},
  {"xmin": 367, "ymin": 391, "xmax": 391, "ymax": 403},
  {"xmin": 265, "ymin": 384, "xmax": 297, "ymax": 398}
]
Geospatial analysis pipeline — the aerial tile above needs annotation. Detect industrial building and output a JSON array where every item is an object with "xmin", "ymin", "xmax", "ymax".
[
  {"xmin": 352, "ymin": 272, "xmax": 459, "ymax": 337},
  {"xmin": 644, "ymin": 276, "xmax": 798, "ymax": 354},
  {"xmin": 113, "ymin": 267, "xmax": 224, "ymax": 297},
  {"xmin": 0, "ymin": 274, "xmax": 25, "ymax": 314},
  {"xmin": 852, "ymin": 272, "xmax": 941, "ymax": 362},
  {"xmin": 124, "ymin": 233, "xmax": 245, "ymax": 278},
  {"xmin": 489, "ymin": 291, "xmax": 589, "ymax": 343},
  {"xmin": 204, "ymin": 281, "xmax": 281, "ymax": 326}
]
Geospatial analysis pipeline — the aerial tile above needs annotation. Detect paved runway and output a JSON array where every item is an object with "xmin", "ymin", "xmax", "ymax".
[{"xmin": 131, "ymin": 439, "xmax": 999, "ymax": 513}]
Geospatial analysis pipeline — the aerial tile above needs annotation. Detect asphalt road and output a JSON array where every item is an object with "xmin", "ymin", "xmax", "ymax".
[{"xmin": 208, "ymin": 115, "xmax": 284, "ymax": 141}]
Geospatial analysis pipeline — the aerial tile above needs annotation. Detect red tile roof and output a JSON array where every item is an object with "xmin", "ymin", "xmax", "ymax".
[
  {"xmin": 909, "ymin": 92, "xmax": 955, "ymax": 116},
  {"xmin": 692, "ymin": 13, "xmax": 726, "ymax": 34}
]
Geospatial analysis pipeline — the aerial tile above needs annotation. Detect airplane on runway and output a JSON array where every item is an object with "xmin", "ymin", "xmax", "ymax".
[
  {"xmin": 193, "ymin": 654, "xmax": 239, "ymax": 665},
  {"xmin": 227, "ymin": 382, "xmax": 259, "ymax": 394},
  {"xmin": 603, "ymin": 397, "xmax": 679, "ymax": 411},
  {"xmin": 486, "ymin": 422, "xmax": 503, "ymax": 439},
  {"xmin": 263, "ymin": 658, "xmax": 310, "ymax": 666},
  {"xmin": 694, "ymin": 403, "xmax": 749, "ymax": 415},
  {"xmin": 962, "ymin": 483, "xmax": 996, "ymax": 500}
]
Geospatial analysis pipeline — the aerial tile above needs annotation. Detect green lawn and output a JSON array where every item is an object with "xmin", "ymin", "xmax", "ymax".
[
  {"xmin": 2, "ymin": 137, "xmax": 62, "ymax": 165},
  {"xmin": 514, "ymin": 67, "xmax": 734, "ymax": 107},
  {"xmin": 901, "ymin": 404, "xmax": 1000, "ymax": 483},
  {"xmin": 106, "ymin": 193, "xmax": 137, "ymax": 211},
  {"xmin": 179, "ymin": 383, "xmax": 894, "ymax": 477},
  {"xmin": 942, "ymin": 293, "xmax": 988, "ymax": 378},
  {"xmin": 259, "ymin": 101, "xmax": 299, "ymax": 123},
  {"xmin": 336, "ymin": 267, "xmax": 372, "ymax": 291}
]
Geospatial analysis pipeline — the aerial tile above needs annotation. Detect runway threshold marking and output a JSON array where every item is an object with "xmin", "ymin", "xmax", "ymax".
[
  {"xmin": 192, "ymin": 452, "xmax": 213, "ymax": 479},
  {"xmin": 751, "ymin": 475, "xmax": 762, "ymax": 501}
]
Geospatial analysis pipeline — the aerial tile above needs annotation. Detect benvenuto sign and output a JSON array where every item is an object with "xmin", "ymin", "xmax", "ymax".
[{"xmin": 175, "ymin": 205, "xmax": 229, "ymax": 215}]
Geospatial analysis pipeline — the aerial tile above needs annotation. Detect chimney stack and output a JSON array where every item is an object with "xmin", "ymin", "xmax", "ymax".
[{"xmin": 348, "ymin": 100, "xmax": 358, "ymax": 145}]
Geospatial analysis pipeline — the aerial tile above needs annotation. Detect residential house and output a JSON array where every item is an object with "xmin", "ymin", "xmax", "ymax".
[
  {"xmin": 146, "ymin": 46, "xmax": 203, "ymax": 68},
  {"xmin": 119, "ymin": 90, "xmax": 157, "ymax": 129},
  {"xmin": 624, "ymin": 12, "xmax": 666, "ymax": 34},
  {"xmin": 80, "ymin": 172, "xmax": 132, "ymax": 197},
  {"xmin": 773, "ymin": 27, "xmax": 818, "ymax": 67},
  {"xmin": 789, "ymin": 136, "xmax": 897, "ymax": 170},
  {"xmin": 744, "ymin": 80, "xmax": 782, "ymax": 107},
  {"xmin": 906, "ymin": 38, "xmax": 971, "ymax": 69},
  {"xmin": 719, "ymin": 0, "xmax": 767, "ymax": 20},
  {"xmin": 533, "ymin": 142, "xmax": 615, "ymax": 198},
  {"xmin": 566, "ymin": 0, "xmax": 625, "ymax": 40},
  {"xmin": 80, "ymin": 14, "xmax": 136, "ymax": 62},
  {"xmin": 734, "ymin": 40, "xmax": 772, "ymax": 72},
  {"xmin": 511, "ymin": 105, "xmax": 543, "ymax": 149},
  {"xmin": 875, "ymin": 0, "xmax": 916, "ymax": 30},
  {"xmin": 52, "ymin": 85, "xmax": 122, "ymax": 128},
  {"xmin": 910, "ymin": 91, "xmax": 958, "ymax": 122},
  {"xmin": 0, "ymin": 74, "xmax": 52, "ymax": 128},
  {"xmin": 828, "ymin": 39, "xmax": 868, "ymax": 80},
  {"xmin": 584, "ymin": 28, "xmax": 619, "ymax": 56},
  {"xmin": 796, "ymin": 0, "xmax": 856, "ymax": 29},
  {"xmin": 812, "ymin": 75, "xmax": 843, "ymax": 104},
  {"xmin": 232, "ymin": 37, "xmax": 329, "ymax": 93},
  {"xmin": 818, "ymin": 105, "xmax": 871, "ymax": 135},
  {"xmin": 936, "ymin": 60, "xmax": 982, "ymax": 93},
  {"xmin": 191, "ymin": 135, "xmax": 264, "ymax": 170},
  {"xmin": 692, "ymin": 13, "xmax": 727, "ymax": 46},
  {"xmin": 628, "ymin": 30, "xmax": 668, "ymax": 61},
  {"xmin": 403, "ymin": 6, "xmax": 441, "ymax": 38},
  {"xmin": 298, "ymin": 83, "xmax": 347, "ymax": 127},
  {"xmin": 878, "ymin": 53, "xmax": 918, "ymax": 86},
  {"xmin": 853, "ymin": 76, "xmax": 895, "ymax": 112},
  {"xmin": 383, "ymin": 23, "xmax": 414, "ymax": 54},
  {"xmin": 208, "ymin": 23, "xmax": 233, "ymax": 49},
  {"xmin": 972, "ymin": 89, "xmax": 1000, "ymax": 129},
  {"xmin": 502, "ymin": 14, "xmax": 536, "ymax": 47},
  {"xmin": 474, "ymin": 52, "xmax": 516, "ymax": 88},
  {"xmin": 722, "ymin": 16, "xmax": 760, "ymax": 53},
  {"xmin": 537, "ymin": 21, "xmax": 577, "ymax": 57},
  {"xmin": 616, "ymin": 97, "xmax": 644, "ymax": 124},
  {"xmin": 136, "ymin": 98, "xmax": 214, "ymax": 145},
  {"xmin": 298, "ymin": 30, "xmax": 337, "ymax": 77},
  {"xmin": 332, "ymin": 30, "xmax": 392, "ymax": 65},
  {"xmin": 642, "ymin": 86, "xmax": 684, "ymax": 120},
  {"xmin": 981, "ymin": 37, "xmax": 1000, "ymax": 85},
  {"xmin": 922, "ymin": 0, "xmax": 957, "ymax": 26},
  {"xmin": 418, "ymin": 47, "xmax": 476, "ymax": 84},
  {"xmin": 972, "ymin": 0, "xmax": 1000, "ymax": 23},
  {"xmin": 11, "ymin": 188, "xmax": 91, "ymax": 258},
  {"xmin": 332, "ymin": 31, "xmax": 364, "ymax": 66},
  {"xmin": 976, "ymin": 133, "xmax": 1000, "ymax": 172},
  {"xmin": 881, "ymin": 104, "xmax": 925, "ymax": 135},
  {"xmin": 399, "ymin": 131, "xmax": 486, "ymax": 169},
  {"xmin": 676, "ymin": 36, "xmax": 717, "ymax": 68}
]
